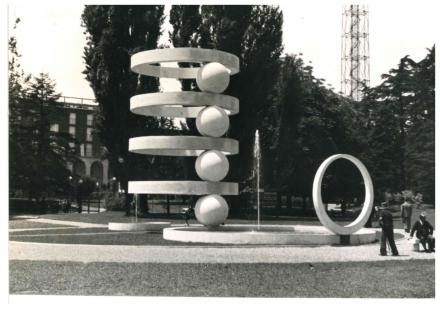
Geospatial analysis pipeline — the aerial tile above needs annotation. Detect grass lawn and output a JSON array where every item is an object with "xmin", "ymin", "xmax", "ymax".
[
  {"xmin": 9, "ymin": 228, "xmax": 203, "ymax": 246},
  {"xmin": 9, "ymin": 220, "xmax": 73, "ymax": 230},
  {"xmin": 9, "ymin": 259, "xmax": 434, "ymax": 297}
]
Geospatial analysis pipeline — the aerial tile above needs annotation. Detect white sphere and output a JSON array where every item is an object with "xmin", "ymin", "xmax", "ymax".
[
  {"xmin": 196, "ymin": 62, "xmax": 230, "ymax": 93},
  {"xmin": 195, "ymin": 194, "xmax": 229, "ymax": 226},
  {"xmin": 195, "ymin": 150, "xmax": 229, "ymax": 182},
  {"xmin": 196, "ymin": 106, "xmax": 229, "ymax": 137}
]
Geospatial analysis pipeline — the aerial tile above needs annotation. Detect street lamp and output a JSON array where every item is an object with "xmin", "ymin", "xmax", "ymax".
[
  {"xmin": 77, "ymin": 178, "xmax": 83, "ymax": 213},
  {"xmin": 67, "ymin": 176, "xmax": 73, "ymax": 213},
  {"xmin": 111, "ymin": 177, "xmax": 117, "ymax": 193}
]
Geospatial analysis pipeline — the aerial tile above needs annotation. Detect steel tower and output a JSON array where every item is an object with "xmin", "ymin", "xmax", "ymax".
[{"xmin": 341, "ymin": 5, "xmax": 370, "ymax": 101}]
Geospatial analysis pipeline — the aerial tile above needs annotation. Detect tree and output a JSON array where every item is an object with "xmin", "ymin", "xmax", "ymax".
[
  {"xmin": 26, "ymin": 74, "xmax": 77, "ymax": 199},
  {"xmin": 82, "ymin": 5, "xmax": 183, "ymax": 215},
  {"xmin": 266, "ymin": 55, "xmax": 363, "ymax": 208},
  {"xmin": 359, "ymin": 47, "xmax": 435, "ymax": 203},
  {"xmin": 9, "ymin": 19, "xmax": 75, "ymax": 200},
  {"xmin": 168, "ymin": 5, "xmax": 284, "ymax": 214},
  {"xmin": 169, "ymin": 5, "xmax": 283, "ymax": 184},
  {"xmin": 169, "ymin": 5, "xmax": 201, "ymax": 93},
  {"xmin": 9, "ymin": 18, "xmax": 31, "ymax": 193},
  {"xmin": 404, "ymin": 47, "xmax": 435, "ymax": 202}
]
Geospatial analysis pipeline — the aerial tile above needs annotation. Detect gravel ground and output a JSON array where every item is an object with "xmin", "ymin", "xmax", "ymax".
[
  {"xmin": 9, "ymin": 260, "xmax": 434, "ymax": 297},
  {"xmin": 9, "ymin": 233, "xmax": 434, "ymax": 264}
]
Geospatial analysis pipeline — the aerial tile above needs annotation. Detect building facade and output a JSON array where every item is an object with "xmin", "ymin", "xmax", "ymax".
[{"xmin": 51, "ymin": 96, "xmax": 110, "ymax": 184}]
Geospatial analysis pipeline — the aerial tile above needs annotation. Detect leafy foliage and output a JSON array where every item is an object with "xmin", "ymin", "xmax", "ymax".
[
  {"xmin": 360, "ymin": 47, "xmax": 435, "ymax": 202},
  {"xmin": 10, "ymin": 73, "xmax": 76, "ymax": 199},
  {"xmin": 81, "ymin": 6, "xmax": 184, "ymax": 210},
  {"xmin": 9, "ymin": 18, "xmax": 77, "ymax": 200},
  {"xmin": 169, "ymin": 5, "xmax": 283, "ymax": 184}
]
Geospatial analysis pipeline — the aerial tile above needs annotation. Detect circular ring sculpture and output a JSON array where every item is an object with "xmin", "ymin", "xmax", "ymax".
[
  {"xmin": 312, "ymin": 154, "xmax": 374, "ymax": 235},
  {"xmin": 131, "ymin": 48, "xmax": 239, "ymax": 78},
  {"xmin": 129, "ymin": 136, "xmax": 238, "ymax": 156},
  {"xmin": 128, "ymin": 47, "xmax": 240, "ymax": 228},
  {"xmin": 130, "ymin": 92, "xmax": 239, "ymax": 118}
]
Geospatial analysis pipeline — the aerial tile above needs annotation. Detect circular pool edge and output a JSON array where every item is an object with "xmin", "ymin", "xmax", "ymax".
[{"xmin": 163, "ymin": 224, "xmax": 378, "ymax": 245}]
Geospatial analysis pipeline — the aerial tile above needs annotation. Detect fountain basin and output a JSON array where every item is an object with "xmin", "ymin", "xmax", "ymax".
[
  {"xmin": 108, "ymin": 222, "xmax": 171, "ymax": 232},
  {"xmin": 163, "ymin": 224, "xmax": 377, "ymax": 245}
]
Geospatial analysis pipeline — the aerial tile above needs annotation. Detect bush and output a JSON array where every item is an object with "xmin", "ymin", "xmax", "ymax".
[
  {"xmin": 9, "ymin": 198, "xmax": 61, "ymax": 214},
  {"xmin": 9, "ymin": 198, "xmax": 39, "ymax": 214},
  {"xmin": 105, "ymin": 193, "xmax": 126, "ymax": 211}
]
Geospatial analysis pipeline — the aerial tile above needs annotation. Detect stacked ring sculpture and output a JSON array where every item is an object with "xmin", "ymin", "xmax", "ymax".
[
  {"xmin": 130, "ymin": 92, "xmax": 239, "ymax": 118},
  {"xmin": 131, "ymin": 48, "xmax": 239, "ymax": 78},
  {"xmin": 129, "ymin": 136, "xmax": 238, "ymax": 156},
  {"xmin": 128, "ymin": 48, "xmax": 240, "ymax": 227}
]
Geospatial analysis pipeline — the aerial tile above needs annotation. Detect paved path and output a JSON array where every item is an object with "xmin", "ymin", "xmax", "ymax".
[
  {"xmin": 9, "ymin": 226, "xmax": 80, "ymax": 233},
  {"xmin": 9, "ymin": 218, "xmax": 435, "ymax": 264},
  {"xmin": 26, "ymin": 218, "xmax": 107, "ymax": 228},
  {"xmin": 9, "ymin": 237, "xmax": 434, "ymax": 264}
]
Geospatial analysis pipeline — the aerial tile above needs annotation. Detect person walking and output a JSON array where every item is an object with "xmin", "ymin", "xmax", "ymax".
[
  {"xmin": 378, "ymin": 204, "xmax": 399, "ymax": 256},
  {"xmin": 183, "ymin": 206, "xmax": 194, "ymax": 226},
  {"xmin": 409, "ymin": 212, "xmax": 435, "ymax": 253},
  {"xmin": 414, "ymin": 192, "xmax": 423, "ymax": 209},
  {"xmin": 340, "ymin": 199, "xmax": 347, "ymax": 217},
  {"xmin": 400, "ymin": 197, "xmax": 413, "ymax": 233}
]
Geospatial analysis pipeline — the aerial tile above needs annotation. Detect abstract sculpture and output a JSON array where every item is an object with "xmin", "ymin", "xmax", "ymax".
[
  {"xmin": 128, "ymin": 48, "xmax": 240, "ymax": 227},
  {"xmin": 312, "ymin": 154, "xmax": 374, "ymax": 235}
]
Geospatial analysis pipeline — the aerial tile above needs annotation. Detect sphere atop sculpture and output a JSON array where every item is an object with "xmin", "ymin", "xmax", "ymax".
[
  {"xmin": 196, "ymin": 62, "xmax": 230, "ymax": 93},
  {"xmin": 195, "ymin": 194, "xmax": 229, "ymax": 226},
  {"xmin": 196, "ymin": 106, "xmax": 229, "ymax": 137},
  {"xmin": 195, "ymin": 150, "xmax": 229, "ymax": 182}
]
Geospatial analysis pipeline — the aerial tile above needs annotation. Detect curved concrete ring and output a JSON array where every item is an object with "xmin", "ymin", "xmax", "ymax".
[
  {"xmin": 130, "ymin": 92, "xmax": 239, "ymax": 118},
  {"xmin": 128, "ymin": 181, "xmax": 238, "ymax": 195},
  {"xmin": 131, "ymin": 48, "xmax": 239, "ymax": 78},
  {"xmin": 129, "ymin": 136, "xmax": 238, "ymax": 156},
  {"xmin": 312, "ymin": 154, "xmax": 374, "ymax": 235},
  {"xmin": 108, "ymin": 222, "xmax": 171, "ymax": 231}
]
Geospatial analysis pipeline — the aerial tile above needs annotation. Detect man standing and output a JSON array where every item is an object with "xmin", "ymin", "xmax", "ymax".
[
  {"xmin": 400, "ymin": 197, "xmax": 413, "ymax": 233},
  {"xmin": 378, "ymin": 204, "xmax": 399, "ymax": 256},
  {"xmin": 409, "ymin": 212, "xmax": 435, "ymax": 253}
]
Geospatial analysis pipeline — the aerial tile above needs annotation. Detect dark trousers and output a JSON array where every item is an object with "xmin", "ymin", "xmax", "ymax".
[
  {"xmin": 419, "ymin": 235, "xmax": 435, "ymax": 252},
  {"xmin": 380, "ymin": 228, "xmax": 399, "ymax": 255},
  {"xmin": 402, "ymin": 217, "xmax": 411, "ymax": 232}
]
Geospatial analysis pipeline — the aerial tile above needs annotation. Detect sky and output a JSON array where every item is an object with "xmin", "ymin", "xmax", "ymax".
[{"xmin": 8, "ymin": 0, "xmax": 439, "ymax": 100}]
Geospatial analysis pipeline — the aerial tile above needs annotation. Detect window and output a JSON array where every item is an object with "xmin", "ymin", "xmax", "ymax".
[
  {"xmin": 87, "ymin": 114, "xmax": 94, "ymax": 126},
  {"xmin": 86, "ymin": 128, "xmax": 93, "ymax": 142},
  {"xmin": 69, "ymin": 126, "xmax": 76, "ymax": 138},
  {"xmin": 69, "ymin": 113, "xmax": 76, "ymax": 125},
  {"xmin": 50, "ymin": 123, "xmax": 59, "ymax": 132},
  {"xmin": 86, "ymin": 144, "xmax": 93, "ymax": 157},
  {"xmin": 80, "ymin": 144, "xmax": 85, "ymax": 157}
]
